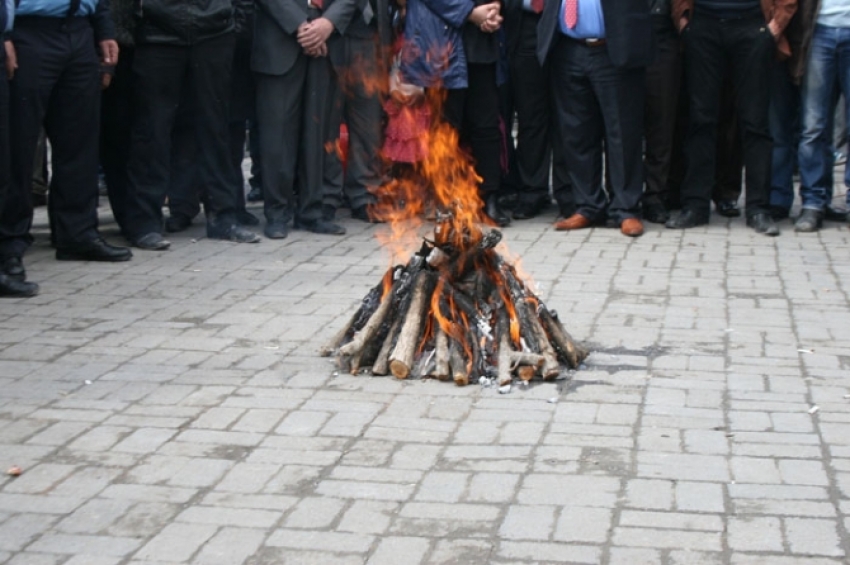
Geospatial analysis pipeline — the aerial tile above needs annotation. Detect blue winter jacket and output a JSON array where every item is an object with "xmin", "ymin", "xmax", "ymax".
[{"xmin": 399, "ymin": 0, "xmax": 475, "ymax": 89}]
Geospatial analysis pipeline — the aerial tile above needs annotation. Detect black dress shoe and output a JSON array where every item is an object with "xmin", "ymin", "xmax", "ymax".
[
  {"xmin": 642, "ymin": 200, "xmax": 670, "ymax": 224},
  {"xmin": 484, "ymin": 195, "xmax": 511, "ymax": 227},
  {"xmin": 1, "ymin": 256, "xmax": 25, "ymax": 281},
  {"xmin": 824, "ymin": 205, "xmax": 848, "ymax": 222},
  {"xmin": 351, "ymin": 205, "xmax": 384, "ymax": 223},
  {"xmin": 665, "ymin": 208, "xmax": 709, "ymax": 229},
  {"xmin": 206, "ymin": 220, "xmax": 261, "ymax": 243},
  {"xmin": 794, "ymin": 208, "xmax": 823, "ymax": 233},
  {"xmin": 747, "ymin": 212, "xmax": 780, "ymax": 236},
  {"xmin": 56, "ymin": 237, "xmax": 133, "ymax": 262},
  {"xmin": 165, "ymin": 214, "xmax": 193, "ymax": 233},
  {"xmin": 133, "ymin": 232, "xmax": 171, "ymax": 250},
  {"xmin": 294, "ymin": 216, "xmax": 346, "ymax": 235},
  {"xmin": 236, "ymin": 210, "xmax": 260, "ymax": 226},
  {"xmin": 264, "ymin": 220, "xmax": 289, "ymax": 239},
  {"xmin": 512, "ymin": 199, "xmax": 545, "ymax": 220},
  {"xmin": 246, "ymin": 186, "xmax": 263, "ymax": 202},
  {"xmin": 0, "ymin": 273, "xmax": 39, "ymax": 298},
  {"xmin": 715, "ymin": 199, "xmax": 741, "ymax": 217}
]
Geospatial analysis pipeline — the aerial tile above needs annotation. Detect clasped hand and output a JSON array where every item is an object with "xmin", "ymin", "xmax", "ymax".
[
  {"xmin": 468, "ymin": 2, "xmax": 502, "ymax": 33},
  {"xmin": 298, "ymin": 18, "xmax": 334, "ymax": 57}
]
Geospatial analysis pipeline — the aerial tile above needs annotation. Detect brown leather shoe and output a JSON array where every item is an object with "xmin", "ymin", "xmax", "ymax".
[
  {"xmin": 554, "ymin": 213, "xmax": 593, "ymax": 231},
  {"xmin": 620, "ymin": 218, "xmax": 644, "ymax": 237}
]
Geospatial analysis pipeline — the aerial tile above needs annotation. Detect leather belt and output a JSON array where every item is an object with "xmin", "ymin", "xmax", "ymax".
[{"xmin": 580, "ymin": 38, "xmax": 607, "ymax": 47}]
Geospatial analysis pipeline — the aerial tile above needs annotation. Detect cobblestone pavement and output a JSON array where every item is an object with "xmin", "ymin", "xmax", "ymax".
[{"xmin": 1, "ymin": 201, "xmax": 850, "ymax": 565}]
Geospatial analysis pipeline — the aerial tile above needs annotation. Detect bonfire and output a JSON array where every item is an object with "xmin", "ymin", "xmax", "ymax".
[{"xmin": 321, "ymin": 91, "xmax": 588, "ymax": 387}]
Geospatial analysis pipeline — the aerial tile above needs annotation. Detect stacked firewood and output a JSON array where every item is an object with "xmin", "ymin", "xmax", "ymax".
[{"xmin": 321, "ymin": 218, "xmax": 588, "ymax": 386}]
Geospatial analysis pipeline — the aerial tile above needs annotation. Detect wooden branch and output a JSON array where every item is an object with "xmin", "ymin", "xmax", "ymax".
[
  {"xmin": 497, "ymin": 332, "xmax": 512, "ymax": 386},
  {"xmin": 517, "ymin": 365, "xmax": 537, "ymax": 381},
  {"xmin": 539, "ymin": 307, "xmax": 588, "ymax": 368},
  {"xmin": 390, "ymin": 271, "xmax": 434, "ymax": 379},
  {"xmin": 508, "ymin": 351, "xmax": 546, "ymax": 368},
  {"xmin": 529, "ymin": 313, "xmax": 561, "ymax": 380},
  {"xmin": 449, "ymin": 339, "xmax": 468, "ymax": 386},
  {"xmin": 338, "ymin": 281, "xmax": 397, "ymax": 357},
  {"xmin": 434, "ymin": 326, "xmax": 449, "ymax": 380},
  {"xmin": 371, "ymin": 317, "xmax": 401, "ymax": 375}
]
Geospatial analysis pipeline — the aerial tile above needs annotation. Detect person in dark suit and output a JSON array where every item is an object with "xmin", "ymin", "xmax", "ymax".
[
  {"xmin": 252, "ymin": 0, "xmax": 357, "ymax": 239},
  {"xmin": 538, "ymin": 0, "xmax": 654, "ymax": 237},
  {"xmin": 502, "ymin": 0, "xmax": 570, "ymax": 220},
  {"xmin": 0, "ymin": 0, "xmax": 133, "ymax": 279},
  {"xmin": 324, "ymin": 0, "xmax": 391, "ymax": 223},
  {"xmin": 1, "ymin": 0, "xmax": 39, "ymax": 297}
]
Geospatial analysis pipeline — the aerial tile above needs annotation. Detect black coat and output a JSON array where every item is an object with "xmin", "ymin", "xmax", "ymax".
[
  {"xmin": 537, "ymin": 0, "xmax": 655, "ymax": 68},
  {"xmin": 134, "ymin": 0, "xmax": 234, "ymax": 45}
]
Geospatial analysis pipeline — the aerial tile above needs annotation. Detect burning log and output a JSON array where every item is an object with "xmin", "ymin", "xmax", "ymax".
[{"xmin": 322, "ymin": 222, "xmax": 589, "ymax": 388}]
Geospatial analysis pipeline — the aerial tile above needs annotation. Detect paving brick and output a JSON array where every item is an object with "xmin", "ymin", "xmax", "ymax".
[
  {"xmin": 784, "ymin": 517, "xmax": 844, "ymax": 557},
  {"xmin": 415, "ymin": 472, "xmax": 468, "ymax": 503},
  {"xmin": 134, "ymin": 523, "xmax": 218, "ymax": 562},
  {"xmin": 284, "ymin": 497, "xmax": 345, "ymax": 529},
  {"xmin": 728, "ymin": 516, "xmax": 783, "ymax": 552},
  {"xmin": 176, "ymin": 506, "xmax": 280, "ymax": 528},
  {"xmin": 191, "ymin": 527, "xmax": 266, "ymax": 565},
  {"xmin": 675, "ymin": 481, "xmax": 725, "ymax": 513},
  {"xmin": 553, "ymin": 506, "xmax": 612, "ymax": 543},
  {"xmin": 265, "ymin": 529, "xmax": 374, "ymax": 553},
  {"xmin": 367, "ymin": 536, "xmax": 430, "ymax": 565},
  {"xmin": 625, "ymin": 479, "xmax": 674, "ymax": 510},
  {"xmin": 498, "ymin": 505, "xmax": 556, "ymax": 541},
  {"xmin": 496, "ymin": 541, "xmax": 601, "ymax": 564}
]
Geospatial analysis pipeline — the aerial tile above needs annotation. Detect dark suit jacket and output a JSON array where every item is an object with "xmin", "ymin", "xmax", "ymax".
[
  {"xmin": 537, "ymin": 0, "xmax": 655, "ymax": 68},
  {"xmin": 252, "ymin": 0, "xmax": 357, "ymax": 76}
]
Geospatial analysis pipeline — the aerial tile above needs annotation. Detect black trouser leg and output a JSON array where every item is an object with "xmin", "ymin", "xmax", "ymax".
[
  {"xmin": 729, "ymin": 18, "xmax": 774, "ymax": 215},
  {"xmin": 644, "ymin": 18, "xmax": 681, "ymax": 205},
  {"xmin": 510, "ymin": 13, "xmax": 550, "ymax": 204},
  {"xmin": 552, "ymin": 39, "xmax": 607, "ymax": 221},
  {"xmin": 187, "ymin": 34, "xmax": 236, "ymax": 221},
  {"xmin": 167, "ymin": 105, "xmax": 201, "ymax": 220},
  {"xmin": 713, "ymin": 78, "xmax": 743, "ymax": 203},
  {"xmin": 256, "ymin": 62, "xmax": 305, "ymax": 224},
  {"xmin": 340, "ymin": 35, "xmax": 384, "ymax": 210},
  {"xmin": 0, "ymin": 50, "xmax": 9, "ymax": 216},
  {"xmin": 681, "ymin": 15, "xmax": 728, "ymax": 216},
  {"xmin": 126, "ymin": 44, "xmax": 187, "ymax": 238},
  {"xmin": 228, "ymin": 44, "xmax": 255, "ymax": 213},
  {"xmin": 100, "ymin": 47, "xmax": 135, "ymax": 235}
]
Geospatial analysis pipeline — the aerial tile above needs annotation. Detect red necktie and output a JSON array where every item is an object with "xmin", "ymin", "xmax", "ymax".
[
  {"xmin": 531, "ymin": 0, "xmax": 544, "ymax": 14},
  {"xmin": 564, "ymin": 0, "xmax": 577, "ymax": 29},
  {"xmin": 312, "ymin": 0, "xmax": 324, "ymax": 8}
]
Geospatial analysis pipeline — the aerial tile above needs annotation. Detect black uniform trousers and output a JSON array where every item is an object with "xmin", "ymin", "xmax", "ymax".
[
  {"xmin": 0, "ymin": 17, "xmax": 101, "ymax": 259},
  {"xmin": 551, "ymin": 36, "xmax": 645, "ymax": 223},
  {"xmin": 444, "ymin": 63, "xmax": 502, "ymax": 198},
  {"xmin": 0, "ymin": 49, "xmax": 9, "ymax": 215},
  {"xmin": 325, "ymin": 28, "xmax": 384, "ymax": 211},
  {"xmin": 507, "ymin": 12, "xmax": 569, "ymax": 207},
  {"xmin": 166, "ymin": 42, "xmax": 256, "ymax": 221},
  {"xmin": 124, "ymin": 33, "xmax": 236, "ymax": 239},
  {"xmin": 100, "ymin": 46, "xmax": 134, "ymax": 236},
  {"xmin": 680, "ymin": 14, "xmax": 772, "ymax": 217},
  {"xmin": 255, "ymin": 51, "xmax": 339, "ymax": 224},
  {"xmin": 643, "ymin": 15, "xmax": 681, "ymax": 207}
]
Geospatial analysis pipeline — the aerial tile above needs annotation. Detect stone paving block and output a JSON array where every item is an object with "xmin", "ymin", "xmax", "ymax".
[
  {"xmin": 2, "ymin": 464, "xmax": 77, "ymax": 495},
  {"xmin": 284, "ymin": 497, "xmax": 345, "ymax": 529},
  {"xmin": 778, "ymin": 459, "xmax": 830, "ymax": 486},
  {"xmin": 554, "ymin": 506, "xmax": 612, "ymax": 543},
  {"xmin": 496, "ymin": 541, "xmax": 600, "ymax": 564},
  {"xmin": 265, "ymin": 529, "xmax": 374, "ymax": 553},
  {"xmin": 730, "ymin": 456, "xmax": 781, "ymax": 484},
  {"xmin": 414, "ymin": 472, "xmax": 468, "ymax": 503},
  {"xmin": 609, "ymin": 547, "xmax": 662, "ymax": 565},
  {"xmin": 213, "ymin": 462, "xmax": 281, "ymax": 494},
  {"xmin": 337, "ymin": 500, "xmax": 399, "ymax": 535},
  {"xmin": 366, "ymin": 536, "xmax": 430, "ymax": 565},
  {"xmin": 112, "ymin": 429, "xmax": 177, "ymax": 454},
  {"xmin": 728, "ymin": 516, "xmax": 783, "ymax": 552},
  {"xmin": 619, "ymin": 510, "xmax": 723, "ymax": 532},
  {"xmin": 55, "ymin": 498, "xmax": 132, "ymax": 535},
  {"xmin": 134, "ymin": 523, "xmax": 218, "ymax": 562},
  {"xmin": 517, "ymin": 474, "xmax": 620, "ymax": 507},
  {"xmin": 784, "ymin": 517, "xmax": 845, "ymax": 557},
  {"xmin": 191, "ymin": 527, "xmax": 266, "ymax": 565},
  {"xmin": 0, "ymin": 513, "xmax": 58, "ymax": 551},
  {"xmin": 176, "ymin": 506, "xmax": 280, "ymax": 528},
  {"xmin": 675, "ymin": 481, "xmax": 725, "ymax": 513},
  {"xmin": 425, "ymin": 539, "xmax": 492, "ymax": 565},
  {"xmin": 625, "ymin": 479, "xmax": 674, "ymax": 510},
  {"xmin": 26, "ymin": 533, "xmax": 142, "ymax": 557}
]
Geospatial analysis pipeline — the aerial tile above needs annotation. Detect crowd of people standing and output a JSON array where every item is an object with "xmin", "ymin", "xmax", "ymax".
[{"xmin": 1, "ymin": 0, "xmax": 849, "ymax": 298}]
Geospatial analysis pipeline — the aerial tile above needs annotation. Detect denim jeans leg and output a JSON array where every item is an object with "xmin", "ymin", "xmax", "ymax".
[
  {"xmin": 798, "ymin": 25, "xmax": 838, "ymax": 211},
  {"xmin": 837, "ymin": 27, "xmax": 850, "ymax": 207},
  {"xmin": 769, "ymin": 59, "xmax": 799, "ymax": 213}
]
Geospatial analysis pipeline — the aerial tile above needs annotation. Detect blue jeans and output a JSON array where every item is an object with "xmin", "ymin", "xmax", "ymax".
[
  {"xmin": 769, "ymin": 59, "xmax": 800, "ymax": 213},
  {"xmin": 798, "ymin": 24, "xmax": 850, "ymax": 211}
]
